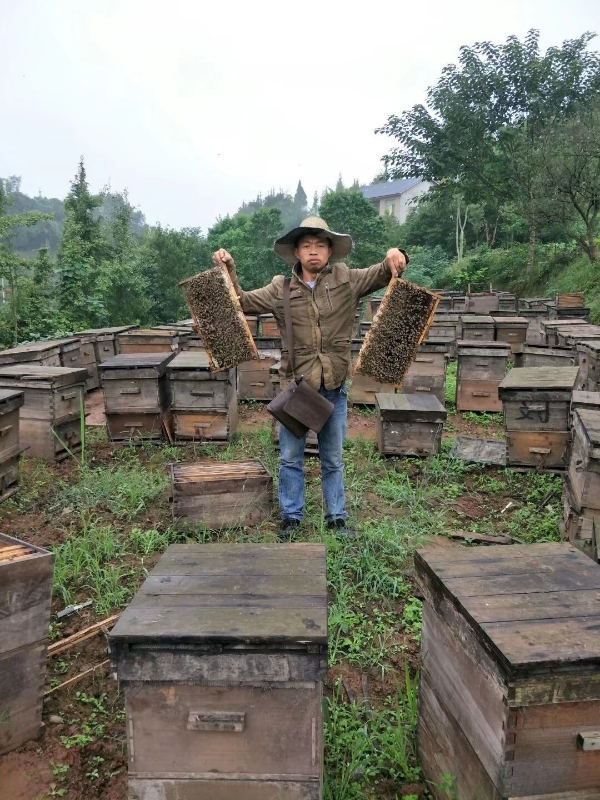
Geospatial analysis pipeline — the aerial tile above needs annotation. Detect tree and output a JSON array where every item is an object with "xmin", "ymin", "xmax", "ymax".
[
  {"xmin": 319, "ymin": 188, "xmax": 388, "ymax": 268},
  {"xmin": 539, "ymin": 100, "xmax": 600, "ymax": 261},
  {"xmin": 293, "ymin": 181, "xmax": 308, "ymax": 216},
  {"xmin": 378, "ymin": 30, "xmax": 600, "ymax": 270},
  {"xmin": 57, "ymin": 158, "xmax": 106, "ymax": 327}
]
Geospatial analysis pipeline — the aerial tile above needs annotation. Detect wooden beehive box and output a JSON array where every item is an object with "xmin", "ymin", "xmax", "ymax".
[
  {"xmin": 461, "ymin": 315, "xmax": 495, "ymax": 342},
  {"xmin": 243, "ymin": 314, "xmax": 258, "ymax": 336},
  {"xmin": 420, "ymin": 336, "xmax": 456, "ymax": 360},
  {"xmin": 513, "ymin": 344, "xmax": 577, "ymax": 369},
  {"xmin": 548, "ymin": 305, "xmax": 590, "ymax": 321},
  {"xmin": 399, "ymin": 351, "xmax": 447, "ymax": 405},
  {"xmin": 497, "ymin": 292, "xmax": 517, "ymax": 312},
  {"xmin": 99, "ymin": 354, "xmax": 174, "ymax": 442},
  {"xmin": 76, "ymin": 326, "xmax": 138, "ymax": 362},
  {"xmin": 451, "ymin": 295, "xmax": 467, "ymax": 311},
  {"xmin": 259, "ymin": 314, "xmax": 280, "ymax": 338},
  {"xmin": 364, "ymin": 296, "xmax": 384, "ymax": 320},
  {"xmin": 167, "ymin": 351, "xmax": 237, "ymax": 442},
  {"xmin": 0, "ymin": 340, "xmax": 62, "ymax": 367},
  {"xmin": 557, "ymin": 291, "xmax": 585, "ymax": 308},
  {"xmin": 578, "ymin": 340, "xmax": 600, "ymax": 392},
  {"xmin": 569, "ymin": 408, "xmax": 600, "ymax": 513},
  {"xmin": 519, "ymin": 297, "xmax": 552, "ymax": 310},
  {"xmin": 238, "ymin": 337, "xmax": 281, "ymax": 402},
  {"xmin": 0, "ymin": 366, "xmax": 88, "ymax": 460},
  {"xmin": 171, "ymin": 461, "xmax": 272, "ymax": 528},
  {"xmin": 456, "ymin": 341, "xmax": 511, "ymax": 412},
  {"xmin": 109, "ymin": 543, "xmax": 327, "ymax": 800},
  {"xmin": 561, "ymin": 480, "xmax": 600, "ymax": 560},
  {"xmin": 0, "ymin": 533, "xmax": 54, "ymax": 756},
  {"xmin": 376, "ymin": 393, "xmax": 446, "ymax": 456},
  {"xmin": 117, "ymin": 329, "xmax": 181, "ymax": 355},
  {"xmin": 435, "ymin": 296, "xmax": 453, "ymax": 313},
  {"xmin": 540, "ymin": 318, "xmax": 589, "ymax": 346},
  {"xmin": 465, "ymin": 292, "xmax": 499, "ymax": 314},
  {"xmin": 417, "ymin": 543, "xmax": 600, "ymax": 800},
  {"xmin": 556, "ymin": 325, "xmax": 600, "ymax": 351},
  {"xmin": 428, "ymin": 312, "xmax": 461, "ymax": 341},
  {"xmin": 0, "ymin": 389, "xmax": 24, "ymax": 501},
  {"xmin": 350, "ymin": 372, "xmax": 398, "ymax": 405},
  {"xmin": 499, "ymin": 366, "xmax": 579, "ymax": 469},
  {"xmin": 493, "ymin": 316, "xmax": 528, "ymax": 350},
  {"xmin": 64, "ymin": 333, "xmax": 99, "ymax": 391}
]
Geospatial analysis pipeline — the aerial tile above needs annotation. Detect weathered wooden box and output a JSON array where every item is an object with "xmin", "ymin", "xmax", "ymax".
[
  {"xmin": 99, "ymin": 354, "xmax": 174, "ymax": 441},
  {"xmin": 376, "ymin": 393, "xmax": 446, "ymax": 456},
  {"xmin": 461, "ymin": 315, "xmax": 495, "ymax": 342},
  {"xmin": 451, "ymin": 295, "xmax": 467, "ymax": 312},
  {"xmin": 578, "ymin": 340, "xmax": 600, "ymax": 392},
  {"xmin": 493, "ymin": 316, "xmax": 528, "ymax": 350},
  {"xmin": 561, "ymin": 481, "xmax": 600, "ymax": 561},
  {"xmin": 465, "ymin": 292, "xmax": 499, "ymax": 314},
  {"xmin": 541, "ymin": 318, "xmax": 589, "ymax": 346},
  {"xmin": 167, "ymin": 351, "xmax": 237, "ymax": 441},
  {"xmin": 417, "ymin": 543, "xmax": 600, "ymax": 800},
  {"xmin": 238, "ymin": 340, "xmax": 280, "ymax": 402},
  {"xmin": 499, "ymin": 366, "xmax": 579, "ymax": 469},
  {"xmin": 109, "ymin": 543, "xmax": 327, "ymax": 800},
  {"xmin": 429, "ymin": 313, "xmax": 461, "ymax": 342},
  {"xmin": 63, "ymin": 334, "xmax": 99, "ymax": 391},
  {"xmin": 569, "ymin": 408, "xmax": 600, "ymax": 512},
  {"xmin": 420, "ymin": 336, "xmax": 455, "ymax": 360},
  {"xmin": 0, "ymin": 533, "xmax": 54, "ymax": 756},
  {"xmin": 75, "ymin": 326, "xmax": 137, "ymax": 364},
  {"xmin": 171, "ymin": 461, "xmax": 272, "ymax": 528},
  {"xmin": 0, "ymin": 389, "xmax": 24, "ymax": 500},
  {"xmin": 365, "ymin": 297, "xmax": 384, "ymax": 320},
  {"xmin": 513, "ymin": 343, "xmax": 577, "ymax": 369},
  {"xmin": 497, "ymin": 292, "xmax": 517, "ymax": 312},
  {"xmin": 117, "ymin": 329, "xmax": 181, "ymax": 355},
  {"xmin": 259, "ymin": 314, "xmax": 280, "ymax": 338},
  {"xmin": 0, "ymin": 340, "xmax": 62, "ymax": 367},
  {"xmin": 548, "ymin": 304, "xmax": 590, "ymax": 321},
  {"xmin": 244, "ymin": 314, "xmax": 258, "ymax": 336},
  {"xmin": 349, "ymin": 372, "xmax": 398, "ymax": 405},
  {"xmin": 519, "ymin": 297, "xmax": 552, "ymax": 310},
  {"xmin": 556, "ymin": 326, "xmax": 600, "ymax": 351},
  {"xmin": 400, "ymin": 351, "xmax": 447, "ymax": 404},
  {"xmin": 0, "ymin": 366, "xmax": 88, "ymax": 460},
  {"xmin": 456, "ymin": 341, "xmax": 511, "ymax": 412}
]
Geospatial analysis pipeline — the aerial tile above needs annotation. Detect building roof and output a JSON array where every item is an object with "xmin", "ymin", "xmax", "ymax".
[{"xmin": 361, "ymin": 178, "xmax": 424, "ymax": 200}]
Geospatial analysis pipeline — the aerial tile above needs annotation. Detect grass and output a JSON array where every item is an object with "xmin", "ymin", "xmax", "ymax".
[{"xmin": 5, "ymin": 405, "xmax": 567, "ymax": 799}]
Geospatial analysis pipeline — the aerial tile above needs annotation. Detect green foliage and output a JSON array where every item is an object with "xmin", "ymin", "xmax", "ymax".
[
  {"xmin": 319, "ymin": 189, "xmax": 387, "ymax": 268},
  {"xmin": 237, "ymin": 183, "xmax": 307, "ymax": 232}
]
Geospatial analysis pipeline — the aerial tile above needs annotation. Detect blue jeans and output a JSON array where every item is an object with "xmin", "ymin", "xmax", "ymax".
[{"xmin": 278, "ymin": 384, "xmax": 348, "ymax": 522}]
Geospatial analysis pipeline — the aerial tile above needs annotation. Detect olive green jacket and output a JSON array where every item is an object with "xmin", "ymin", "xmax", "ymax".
[{"xmin": 228, "ymin": 258, "xmax": 405, "ymax": 390}]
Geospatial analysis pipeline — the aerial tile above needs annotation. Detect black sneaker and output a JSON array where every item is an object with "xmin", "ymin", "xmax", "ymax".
[
  {"xmin": 327, "ymin": 518, "xmax": 356, "ymax": 540},
  {"xmin": 278, "ymin": 518, "xmax": 301, "ymax": 540}
]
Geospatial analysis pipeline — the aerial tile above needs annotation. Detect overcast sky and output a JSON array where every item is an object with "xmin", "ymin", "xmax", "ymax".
[{"xmin": 1, "ymin": 0, "xmax": 599, "ymax": 232}]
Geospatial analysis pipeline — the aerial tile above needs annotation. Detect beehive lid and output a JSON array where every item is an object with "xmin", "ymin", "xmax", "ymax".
[
  {"xmin": 0, "ymin": 365, "xmax": 89, "ymax": 387},
  {"xmin": 513, "ymin": 344, "xmax": 573, "ymax": 355},
  {"xmin": 499, "ymin": 366, "xmax": 580, "ymax": 391},
  {"xmin": 416, "ymin": 543, "xmax": 600, "ymax": 673},
  {"xmin": 457, "ymin": 340, "xmax": 511, "ymax": 352},
  {"xmin": 541, "ymin": 319, "xmax": 588, "ymax": 329},
  {"xmin": 44, "ymin": 337, "xmax": 81, "ymax": 352},
  {"xmin": 558, "ymin": 324, "xmax": 600, "ymax": 338},
  {"xmin": 492, "ymin": 316, "xmax": 528, "ymax": 326},
  {"xmin": 98, "ymin": 353, "xmax": 174, "ymax": 373},
  {"xmin": 461, "ymin": 316, "xmax": 494, "ymax": 325},
  {"xmin": 109, "ymin": 543, "xmax": 327, "ymax": 646},
  {"xmin": 0, "ymin": 388, "xmax": 24, "ymax": 408},
  {"xmin": 571, "ymin": 391, "xmax": 600, "ymax": 412},
  {"xmin": 574, "ymin": 408, "xmax": 600, "ymax": 449},
  {"xmin": 168, "ymin": 351, "xmax": 212, "ymax": 371},
  {"xmin": 75, "ymin": 326, "xmax": 137, "ymax": 337},
  {"xmin": 0, "ymin": 340, "xmax": 62, "ymax": 362},
  {"xmin": 376, "ymin": 392, "xmax": 446, "ymax": 421},
  {"xmin": 0, "ymin": 532, "xmax": 52, "ymax": 564},
  {"xmin": 119, "ymin": 329, "xmax": 178, "ymax": 339}
]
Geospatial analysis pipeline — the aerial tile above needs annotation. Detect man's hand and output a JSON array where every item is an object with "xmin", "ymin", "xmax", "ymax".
[
  {"xmin": 212, "ymin": 248, "xmax": 235, "ymax": 270},
  {"xmin": 385, "ymin": 248, "xmax": 407, "ymax": 278}
]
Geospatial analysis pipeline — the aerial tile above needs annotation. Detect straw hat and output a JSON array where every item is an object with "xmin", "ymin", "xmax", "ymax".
[{"xmin": 274, "ymin": 216, "xmax": 353, "ymax": 266}]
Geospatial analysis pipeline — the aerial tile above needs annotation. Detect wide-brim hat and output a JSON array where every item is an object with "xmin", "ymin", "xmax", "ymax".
[{"xmin": 274, "ymin": 216, "xmax": 353, "ymax": 266}]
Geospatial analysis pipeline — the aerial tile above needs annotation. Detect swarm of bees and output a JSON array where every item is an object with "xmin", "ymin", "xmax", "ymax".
[
  {"xmin": 180, "ymin": 267, "xmax": 259, "ymax": 371},
  {"xmin": 354, "ymin": 278, "xmax": 440, "ymax": 385}
]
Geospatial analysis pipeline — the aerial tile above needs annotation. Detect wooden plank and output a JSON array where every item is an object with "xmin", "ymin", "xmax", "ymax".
[
  {"xmin": 127, "ymin": 779, "xmax": 320, "ymax": 799},
  {"xmin": 417, "ymin": 543, "xmax": 576, "ymax": 566},
  {"xmin": 138, "ymin": 573, "xmax": 325, "ymax": 597},
  {"xmin": 0, "ymin": 643, "xmax": 46, "ymax": 756},
  {"xmin": 44, "ymin": 660, "xmax": 110, "ymax": 696},
  {"xmin": 449, "ymin": 436, "xmax": 507, "ymax": 466},
  {"xmin": 499, "ymin": 366, "xmax": 580, "ymax": 391},
  {"xmin": 0, "ymin": 552, "xmax": 54, "ymax": 654},
  {"xmin": 462, "ymin": 590, "xmax": 600, "ymax": 623},
  {"xmin": 430, "ymin": 551, "xmax": 593, "ymax": 580},
  {"xmin": 48, "ymin": 614, "xmax": 120, "ymax": 656},
  {"xmin": 126, "ymin": 683, "xmax": 321, "ymax": 778}
]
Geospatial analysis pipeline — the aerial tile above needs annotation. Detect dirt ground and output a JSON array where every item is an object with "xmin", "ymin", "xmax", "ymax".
[{"xmin": 0, "ymin": 394, "xmax": 534, "ymax": 800}]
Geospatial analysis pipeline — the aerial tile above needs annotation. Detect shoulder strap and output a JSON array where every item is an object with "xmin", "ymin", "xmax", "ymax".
[{"xmin": 283, "ymin": 277, "xmax": 296, "ymax": 377}]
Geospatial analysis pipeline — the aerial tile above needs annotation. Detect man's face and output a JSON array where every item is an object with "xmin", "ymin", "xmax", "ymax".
[{"xmin": 294, "ymin": 235, "xmax": 333, "ymax": 274}]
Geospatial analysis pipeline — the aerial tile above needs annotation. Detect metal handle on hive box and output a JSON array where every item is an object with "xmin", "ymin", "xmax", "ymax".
[{"xmin": 187, "ymin": 711, "xmax": 245, "ymax": 733}]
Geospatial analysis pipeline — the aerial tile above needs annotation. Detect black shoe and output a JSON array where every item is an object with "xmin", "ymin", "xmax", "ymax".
[
  {"xmin": 327, "ymin": 518, "xmax": 356, "ymax": 540},
  {"xmin": 278, "ymin": 518, "xmax": 301, "ymax": 540}
]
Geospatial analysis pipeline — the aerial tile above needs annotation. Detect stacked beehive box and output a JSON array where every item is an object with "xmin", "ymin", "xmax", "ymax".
[
  {"xmin": 0, "ymin": 340, "xmax": 63, "ymax": 367},
  {"xmin": 399, "ymin": 347, "xmax": 447, "ymax": 405},
  {"xmin": 417, "ymin": 542, "xmax": 600, "ymax": 800},
  {"xmin": 498, "ymin": 366, "xmax": 579, "ymax": 469},
  {"xmin": 456, "ymin": 340, "xmax": 511, "ymax": 412},
  {"xmin": 65, "ymin": 333, "xmax": 98, "ymax": 391},
  {"xmin": 375, "ymin": 393, "xmax": 446, "ymax": 456},
  {"xmin": 496, "ymin": 291, "xmax": 517, "ymax": 312},
  {"xmin": 238, "ymin": 336, "xmax": 281, "ymax": 402},
  {"xmin": 461, "ymin": 315, "xmax": 495, "ymax": 342},
  {"xmin": 428, "ymin": 312, "xmax": 461, "ymax": 343},
  {"xmin": 0, "ymin": 389, "xmax": 24, "ymax": 501},
  {"xmin": 519, "ymin": 297, "xmax": 552, "ymax": 310},
  {"xmin": 244, "ymin": 314, "xmax": 258, "ymax": 336},
  {"xmin": 117, "ymin": 329, "xmax": 182, "ymax": 355},
  {"xmin": 99, "ymin": 354, "xmax": 174, "ymax": 442},
  {"xmin": 578, "ymin": 340, "xmax": 600, "ymax": 391},
  {"xmin": 0, "ymin": 534, "xmax": 54, "ymax": 755},
  {"xmin": 0, "ymin": 365, "xmax": 88, "ymax": 460},
  {"xmin": 109, "ymin": 543, "xmax": 327, "ymax": 800},
  {"xmin": 167, "ymin": 351, "xmax": 237, "ymax": 442},
  {"xmin": 541, "ymin": 318, "xmax": 589, "ymax": 346},
  {"xmin": 259, "ymin": 314, "xmax": 280, "ymax": 338},
  {"xmin": 562, "ymin": 403, "xmax": 600, "ymax": 560},
  {"xmin": 513, "ymin": 343, "xmax": 577, "ymax": 369},
  {"xmin": 546, "ymin": 302, "xmax": 590, "ymax": 321},
  {"xmin": 516, "ymin": 308, "xmax": 549, "ymax": 346},
  {"xmin": 75, "ymin": 326, "xmax": 137, "ymax": 362},
  {"xmin": 493, "ymin": 316, "xmax": 529, "ymax": 351},
  {"xmin": 451, "ymin": 295, "xmax": 467, "ymax": 311},
  {"xmin": 555, "ymin": 324, "xmax": 600, "ymax": 351},
  {"xmin": 465, "ymin": 291, "xmax": 499, "ymax": 314},
  {"xmin": 171, "ymin": 461, "xmax": 272, "ymax": 528}
]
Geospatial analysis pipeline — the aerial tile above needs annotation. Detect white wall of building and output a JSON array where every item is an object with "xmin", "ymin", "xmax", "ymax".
[{"xmin": 376, "ymin": 181, "xmax": 433, "ymax": 224}]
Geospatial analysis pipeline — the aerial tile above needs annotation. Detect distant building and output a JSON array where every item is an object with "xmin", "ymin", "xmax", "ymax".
[{"xmin": 361, "ymin": 178, "xmax": 432, "ymax": 224}]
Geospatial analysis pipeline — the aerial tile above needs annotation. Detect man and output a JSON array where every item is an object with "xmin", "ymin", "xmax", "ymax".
[{"xmin": 213, "ymin": 216, "xmax": 407, "ymax": 539}]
